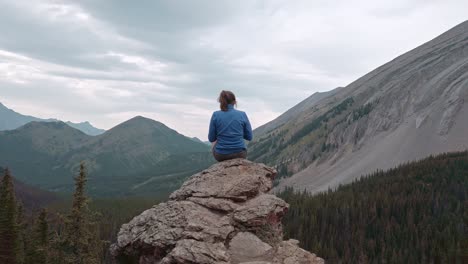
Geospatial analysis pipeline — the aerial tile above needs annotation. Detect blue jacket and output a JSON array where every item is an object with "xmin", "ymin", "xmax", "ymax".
[{"xmin": 208, "ymin": 104, "xmax": 253, "ymax": 154}]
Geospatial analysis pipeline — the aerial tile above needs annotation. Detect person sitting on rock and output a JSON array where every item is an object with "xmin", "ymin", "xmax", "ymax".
[{"xmin": 208, "ymin": 90, "xmax": 253, "ymax": 162}]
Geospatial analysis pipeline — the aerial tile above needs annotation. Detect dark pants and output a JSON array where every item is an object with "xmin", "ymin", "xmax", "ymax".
[{"xmin": 212, "ymin": 149, "xmax": 247, "ymax": 162}]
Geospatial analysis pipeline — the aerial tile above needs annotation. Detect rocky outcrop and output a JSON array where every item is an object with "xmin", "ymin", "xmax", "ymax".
[{"xmin": 110, "ymin": 159, "xmax": 324, "ymax": 264}]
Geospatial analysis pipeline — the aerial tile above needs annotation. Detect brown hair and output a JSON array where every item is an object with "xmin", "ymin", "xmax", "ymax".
[{"xmin": 218, "ymin": 90, "xmax": 237, "ymax": 111}]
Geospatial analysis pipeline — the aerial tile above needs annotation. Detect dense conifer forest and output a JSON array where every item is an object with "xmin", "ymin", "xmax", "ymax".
[{"xmin": 280, "ymin": 151, "xmax": 468, "ymax": 264}]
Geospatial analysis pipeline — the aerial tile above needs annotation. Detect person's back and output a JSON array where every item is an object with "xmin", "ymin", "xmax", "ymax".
[{"xmin": 208, "ymin": 90, "xmax": 253, "ymax": 162}]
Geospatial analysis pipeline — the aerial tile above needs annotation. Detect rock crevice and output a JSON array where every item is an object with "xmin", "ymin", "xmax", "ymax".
[{"xmin": 111, "ymin": 159, "xmax": 323, "ymax": 264}]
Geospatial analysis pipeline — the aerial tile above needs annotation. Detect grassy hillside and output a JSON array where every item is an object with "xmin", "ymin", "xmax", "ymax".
[
  {"xmin": 279, "ymin": 151, "xmax": 468, "ymax": 263},
  {"xmin": 0, "ymin": 117, "xmax": 213, "ymax": 197}
]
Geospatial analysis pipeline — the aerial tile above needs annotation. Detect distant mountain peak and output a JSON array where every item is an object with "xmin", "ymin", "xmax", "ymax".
[
  {"xmin": 0, "ymin": 101, "xmax": 105, "ymax": 135},
  {"xmin": 127, "ymin": 115, "xmax": 161, "ymax": 124},
  {"xmin": 65, "ymin": 121, "xmax": 105, "ymax": 136},
  {"xmin": 117, "ymin": 116, "xmax": 168, "ymax": 129},
  {"xmin": 128, "ymin": 115, "xmax": 153, "ymax": 122}
]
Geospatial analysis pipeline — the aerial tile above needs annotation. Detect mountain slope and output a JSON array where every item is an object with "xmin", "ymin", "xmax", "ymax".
[
  {"xmin": 0, "ymin": 167, "xmax": 58, "ymax": 211},
  {"xmin": 0, "ymin": 117, "xmax": 212, "ymax": 197},
  {"xmin": 249, "ymin": 20, "xmax": 468, "ymax": 193},
  {"xmin": 253, "ymin": 88, "xmax": 342, "ymax": 138},
  {"xmin": 0, "ymin": 102, "xmax": 48, "ymax": 130},
  {"xmin": 0, "ymin": 101, "xmax": 105, "ymax": 135},
  {"xmin": 0, "ymin": 121, "xmax": 92, "ymax": 185}
]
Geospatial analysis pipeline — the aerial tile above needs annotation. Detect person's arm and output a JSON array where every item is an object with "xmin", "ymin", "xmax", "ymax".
[
  {"xmin": 243, "ymin": 112, "xmax": 253, "ymax": 141},
  {"xmin": 208, "ymin": 113, "xmax": 217, "ymax": 143}
]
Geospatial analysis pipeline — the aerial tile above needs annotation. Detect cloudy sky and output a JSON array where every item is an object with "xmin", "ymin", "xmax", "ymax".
[{"xmin": 0, "ymin": 0, "xmax": 466, "ymax": 139}]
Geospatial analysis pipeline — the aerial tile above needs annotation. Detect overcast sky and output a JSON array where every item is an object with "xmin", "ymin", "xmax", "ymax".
[{"xmin": 0, "ymin": 0, "xmax": 466, "ymax": 139}]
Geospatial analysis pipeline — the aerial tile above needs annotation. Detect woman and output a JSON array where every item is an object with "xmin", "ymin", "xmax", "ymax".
[{"xmin": 208, "ymin": 90, "xmax": 253, "ymax": 162}]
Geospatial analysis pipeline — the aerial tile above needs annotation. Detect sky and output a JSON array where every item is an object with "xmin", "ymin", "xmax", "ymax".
[{"xmin": 0, "ymin": 0, "xmax": 466, "ymax": 140}]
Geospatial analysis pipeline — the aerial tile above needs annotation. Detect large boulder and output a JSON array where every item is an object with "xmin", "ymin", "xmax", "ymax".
[{"xmin": 111, "ymin": 159, "xmax": 323, "ymax": 264}]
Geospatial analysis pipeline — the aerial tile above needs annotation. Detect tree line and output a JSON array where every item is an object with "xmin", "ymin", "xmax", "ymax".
[{"xmin": 279, "ymin": 151, "xmax": 468, "ymax": 264}]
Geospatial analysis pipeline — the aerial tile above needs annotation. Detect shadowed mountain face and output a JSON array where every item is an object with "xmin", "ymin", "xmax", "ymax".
[
  {"xmin": 249, "ymin": 20, "xmax": 468, "ymax": 193},
  {"xmin": 0, "ymin": 102, "xmax": 105, "ymax": 135},
  {"xmin": 0, "ymin": 117, "xmax": 212, "ymax": 197},
  {"xmin": 0, "ymin": 167, "xmax": 58, "ymax": 211}
]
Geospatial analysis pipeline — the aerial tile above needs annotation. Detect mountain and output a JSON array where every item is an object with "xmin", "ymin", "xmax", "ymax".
[
  {"xmin": 0, "ymin": 102, "xmax": 51, "ymax": 130},
  {"xmin": 0, "ymin": 101, "xmax": 105, "ymax": 135},
  {"xmin": 249, "ymin": 20, "xmax": 468, "ymax": 193},
  {"xmin": 0, "ymin": 167, "xmax": 58, "ymax": 211},
  {"xmin": 254, "ymin": 88, "xmax": 342, "ymax": 137},
  {"xmin": 65, "ymin": 121, "xmax": 106, "ymax": 136},
  {"xmin": 0, "ymin": 117, "xmax": 213, "ymax": 197},
  {"xmin": 191, "ymin": 137, "xmax": 211, "ymax": 145}
]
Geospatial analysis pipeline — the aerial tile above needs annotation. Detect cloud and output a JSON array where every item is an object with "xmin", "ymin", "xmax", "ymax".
[{"xmin": 0, "ymin": 0, "xmax": 467, "ymax": 139}]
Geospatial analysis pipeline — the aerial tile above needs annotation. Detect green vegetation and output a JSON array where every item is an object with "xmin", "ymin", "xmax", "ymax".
[
  {"xmin": 25, "ymin": 209, "xmax": 49, "ymax": 264},
  {"xmin": 50, "ymin": 196, "xmax": 158, "ymax": 261},
  {"xmin": 56, "ymin": 162, "xmax": 103, "ymax": 263},
  {"xmin": 0, "ymin": 168, "xmax": 21, "ymax": 264},
  {"xmin": 288, "ymin": 97, "xmax": 354, "ymax": 146},
  {"xmin": 0, "ymin": 165, "xmax": 158, "ymax": 263},
  {"xmin": 352, "ymin": 100, "xmax": 377, "ymax": 121},
  {"xmin": 279, "ymin": 151, "xmax": 468, "ymax": 263},
  {"xmin": 250, "ymin": 96, "xmax": 385, "ymax": 182},
  {"xmin": 0, "ymin": 118, "xmax": 214, "ymax": 197},
  {"xmin": 250, "ymin": 97, "xmax": 357, "ymax": 179}
]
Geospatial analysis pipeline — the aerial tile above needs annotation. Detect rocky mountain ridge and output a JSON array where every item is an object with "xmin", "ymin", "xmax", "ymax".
[
  {"xmin": 249, "ymin": 20, "xmax": 468, "ymax": 193},
  {"xmin": 110, "ymin": 159, "xmax": 323, "ymax": 264}
]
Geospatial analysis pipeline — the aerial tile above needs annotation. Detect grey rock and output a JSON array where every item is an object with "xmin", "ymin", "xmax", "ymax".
[
  {"xmin": 170, "ymin": 159, "xmax": 276, "ymax": 202},
  {"xmin": 188, "ymin": 197, "xmax": 240, "ymax": 212},
  {"xmin": 233, "ymin": 194, "xmax": 289, "ymax": 227},
  {"xmin": 113, "ymin": 200, "xmax": 233, "ymax": 261},
  {"xmin": 239, "ymin": 262, "xmax": 273, "ymax": 264},
  {"xmin": 233, "ymin": 194, "xmax": 289, "ymax": 246},
  {"xmin": 161, "ymin": 239, "xmax": 230, "ymax": 264},
  {"xmin": 274, "ymin": 240, "xmax": 325, "ymax": 264},
  {"xmin": 229, "ymin": 232, "xmax": 273, "ymax": 263},
  {"xmin": 111, "ymin": 160, "xmax": 323, "ymax": 264}
]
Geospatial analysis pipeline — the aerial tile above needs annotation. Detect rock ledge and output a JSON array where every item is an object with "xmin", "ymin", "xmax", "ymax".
[{"xmin": 110, "ymin": 159, "xmax": 324, "ymax": 264}]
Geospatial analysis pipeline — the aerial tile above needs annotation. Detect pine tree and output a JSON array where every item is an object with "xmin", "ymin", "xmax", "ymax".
[
  {"xmin": 59, "ymin": 162, "xmax": 102, "ymax": 264},
  {"xmin": 26, "ymin": 208, "xmax": 49, "ymax": 264},
  {"xmin": 0, "ymin": 168, "xmax": 20, "ymax": 264},
  {"xmin": 16, "ymin": 203, "xmax": 26, "ymax": 264}
]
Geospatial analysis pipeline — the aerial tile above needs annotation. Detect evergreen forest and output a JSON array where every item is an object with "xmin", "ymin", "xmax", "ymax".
[{"xmin": 280, "ymin": 151, "xmax": 468, "ymax": 263}]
